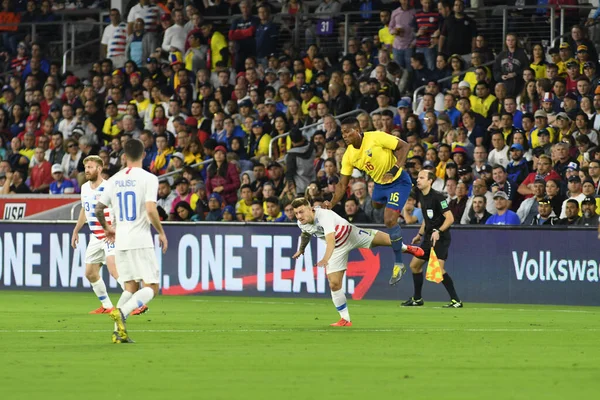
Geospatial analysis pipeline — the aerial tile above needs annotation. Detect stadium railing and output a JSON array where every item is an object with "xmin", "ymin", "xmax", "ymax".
[
  {"xmin": 158, "ymin": 158, "xmax": 214, "ymax": 183},
  {"xmin": 268, "ymin": 108, "xmax": 366, "ymax": 160}
]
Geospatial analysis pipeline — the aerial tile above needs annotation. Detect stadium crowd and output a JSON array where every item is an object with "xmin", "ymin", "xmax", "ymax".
[{"xmin": 1, "ymin": 0, "xmax": 600, "ymax": 227}]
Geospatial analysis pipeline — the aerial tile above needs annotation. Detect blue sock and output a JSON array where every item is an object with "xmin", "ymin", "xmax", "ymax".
[{"xmin": 388, "ymin": 224, "xmax": 404, "ymax": 265}]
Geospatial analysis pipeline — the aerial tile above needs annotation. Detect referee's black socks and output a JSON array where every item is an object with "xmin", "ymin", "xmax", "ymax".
[
  {"xmin": 413, "ymin": 272, "xmax": 424, "ymax": 299},
  {"xmin": 442, "ymin": 273, "xmax": 460, "ymax": 302}
]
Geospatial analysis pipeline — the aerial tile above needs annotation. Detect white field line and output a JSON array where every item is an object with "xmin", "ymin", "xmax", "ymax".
[{"xmin": 0, "ymin": 328, "xmax": 599, "ymax": 334}]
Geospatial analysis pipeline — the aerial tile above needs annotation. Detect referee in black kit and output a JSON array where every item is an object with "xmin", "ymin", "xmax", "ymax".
[{"xmin": 402, "ymin": 170, "xmax": 463, "ymax": 308}]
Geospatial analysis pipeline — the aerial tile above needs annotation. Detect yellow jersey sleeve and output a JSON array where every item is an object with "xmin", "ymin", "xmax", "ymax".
[
  {"xmin": 340, "ymin": 147, "xmax": 355, "ymax": 176},
  {"xmin": 257, "ymin": 134, "xmax": 272, "ymax": 156}
]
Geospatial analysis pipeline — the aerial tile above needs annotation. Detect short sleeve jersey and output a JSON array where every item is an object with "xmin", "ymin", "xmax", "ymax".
[
  {"xmin": 99, "ymin": 167, "xmax": 159, "ymax": 250},
  {"xmin": 297, "ymin": 208, "xmax": 353, "ymax": 247},
  {"xmin": 340, "ymin": 131, "xmax": 403, "ymax": 184},
  {"xmin": 416, "ymin": 188, "xmax": 451, "ymax": 234},
  {"xmin": 81, "ymin": 180, "xmax": 113, "ymax": 240}
]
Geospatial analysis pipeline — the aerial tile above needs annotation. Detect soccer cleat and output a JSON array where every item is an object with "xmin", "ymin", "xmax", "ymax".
[
  {"xmin": 401, "ymin": 297, "xmax": 424, "ymax": 307},
  {"xmin": 443, "ymin": 299, "xmax": 463, "ymax": 308},
  {"xmin": 130, "ymin": 305, "xmax": 149, "ymax": 316},
  {"xmin": 89, "ymin": 306, "xmax": 114, "ymax": 314},
  {"xmin": 109, "ymin": 308, "xmax": 128, "ymax": 340},
  {"xmin": 112, "ymin": 331, "xmax": 135, "ymax": 344},
  {"xmin": 404, "ymin": 245, "xmax": 425, "ymax": 257},
  {"xmin": 389, "ymin": 263, "xmax": 407, "ymax": 285},
  {"xmin": 330, "ymin": 318, "xmax": 352, "ymax": 327}
]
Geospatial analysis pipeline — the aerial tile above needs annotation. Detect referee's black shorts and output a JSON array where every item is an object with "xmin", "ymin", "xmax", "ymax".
[{"xmin": 415, "ymin": 232, "xmax": 451, "ymax": 261}]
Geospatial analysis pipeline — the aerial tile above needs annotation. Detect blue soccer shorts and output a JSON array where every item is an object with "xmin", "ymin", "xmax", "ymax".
[{"xmin": 371, "ymin": 170, "xmax": 412, "ymax": 212}]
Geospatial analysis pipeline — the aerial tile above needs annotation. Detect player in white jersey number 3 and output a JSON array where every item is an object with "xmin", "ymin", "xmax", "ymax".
[
  {"xmin": 72, "ymin": 156, "xmax": 122, "ymax": 314},
  {"xmin": 96, "ymin": 139, "xmax": 168, "ymax": 344},
  {"xmin": 292, "ymin": 197, "xmax": 424, "ymax": 327}
]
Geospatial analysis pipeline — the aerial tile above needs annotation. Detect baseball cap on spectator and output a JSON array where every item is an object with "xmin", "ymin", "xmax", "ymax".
[
  {"xmin": 65, "ymin": 75, "xmax": 79, "ymax": 87},
  {"xmin": 584, "ymin": 62, "xmax": 596, "ymax": 69},
  {"xmin": 510, "ymin": 143, "xmax": 525, "ymax": 152},
  {"xmin": 534, "ymin": 110, "xmax": 547, "ymax": 119},
  {"xmin": 327, "ymin": 176, "xmax": 339, "ymax": 185},
  {"xmin": 479, "ymin": 164, "xmax": 492, "ymax": 174},
  {"xmin": 185, "ymin": 116, "xmax": 198, "ymax": 127},
  {"xmin": 397, "ymin": 99, "xmax": 410, "ymax": 108},
  {"xmin": 423, "ymin": 160, "xmax": 435, "ymax": 170},
  {"xmin": 568, "ymin": 176, "xmax": 581, "ymax": 183},
  {"xmin": 26, "ymin": 115, "xmax": 37, "ymax": 123},
  {"xmin": 199, "ymin": 81, "xmax": 213, "ymax": 90},
  {"xmin": 307, "ymin": 102, "xmax": 318, "ymax": 110},
  {"xmin": 268, "ymin": 53, "xmax": 278, "ymax": 60},
  {"xmin": 566, "ymin": 161, "xmax": 579, "ymax": 171},
  {"xmin": 265, "ymin": 98, "xmax": 276, "ymax": 106},
  {"xmin": 548, "ymin": 47, "xmax": 559, "ymax": 55},
  {"xmin": 267, "ymin": 161, "xmax": 282, "ymax": 170},
  {"xmin": 172, "ymin": 152, "xmax": 185, "ymax": 161},
  {"xmin": 72, "ymin": 126, "xmax": 86, "ymax": 137},
  {"xmin": 105, "ymin": 99, "xmax": 116, "ymax": 107},
  {"xmin": 315, "ymin": 71, "xmax": 328, "ymax": 79},
  {"xmin": 50, "ymin": 104, "xmax": 60, "ymax": 112},
  {"xmin": 493, "ymin": 191, "xmax": 509, "ymax": 200},
  {"xmin": 214, "ymin": 145, "xmax": 227, "ymax": 154},
  {"xmin": 160, "ymin": 13, "xmax": 171, "ymax": 22},
  {"xmin": 238, "ymin": 99, "xmax": 253, "ymax": 108},
  {"xmin": 538, "ymin": 128, "xmax": 550, "ymax": 136},
  {"xmin": 208, "ymin": 192, "xmax": 223, "ymax": 203},
  {"xmin": 169, "ymin": 52, "xmax": 183, "ymax": 65},
  {"xmin": 556, "ymin": 112, "xmax": 571, "ymax": 121},
  {"xmin": 130, "ymin": 72, "xmax": 140, "ymax": 80},
  {"xmin": 377, "ymin": 89, "xmax": 388, "ymax": 97},
  {"xmin": 577, "ymin": 45, "xmax": 588, "ymax": 53},
  {"xmin": 153, "ymin": 118, "xmax": 166, "ymax": 126},
  {"xmin": 446, "ymin": 161, "xmax": 457, "ymax": 169},
  {"xmin": 278, "ymin": 55, "xmax": 290, "ymax": 63},
  {"xmin": 146, "ymin": 57, "xmax": 158, "ymax": 64},
  {"xmin": 51, "ymin": 164, "xmax": 63, "ymax": 174},
  {"xmin": 223, "ymin": 205, "xmax": 235, "ymax": 216},
  {"xmin": 582, "ymin": 196, "xmax": 595, "ymax": 205},
  {"xmin": 300, "ymin": 84, "xmax": 311, "ymax": 93},
  {"xmin": 542, "ymin": 92, "xmax": 554, "ymax": 102},
  {"xmin": 111, "ymin": 69, "xmax": 123, "ymax": 76},
  {"xmin": 559, "ymin": 42, "xmax": 570, "ymax": 49},
  {"xmin": 195, "ymin": 181, "xmax": 206, "ymax": 191},
  {"xmin": 566, "ymin": 61, "xmax": 579, "ymax": 69},
  {"xmin": 264, "ymin": 68, "xmax": 277, "ymax": 76},
  {"xmin": 458, "ymin": 165, "xmax": 473, "ymax": 175},
  {"xmin": 452, "ymin": 146, "xmax": 468, "ymax": 156},
  {"xmin": 277, "ymin": 67, "xmax": 290, "ymax": 75},
  {"xmin": 538, "ymin": 196, "xmax": 551, "ymax": 205},
  {"xmin": 251, "ymin": 120, "xmax": 264, "ymax": 128},
  {"xmin": 458, "ymin": 81, "xmax": 470, "ymax": 89},
  {"xmin": 564, "ymin": 92, "xmax": 578, "ymax": 101},
  {"xmin": 175, "ymin": 177, "xmax": 189, "ymax": 186},
  {"xmin": 2, "ymin": 84, "xmax": 14, "ymax": 93}
]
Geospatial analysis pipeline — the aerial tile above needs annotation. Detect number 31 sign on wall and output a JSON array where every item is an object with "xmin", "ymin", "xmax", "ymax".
[{"xmin": 316, "ymin": 19, "xmax": 334, "ymax": 36}]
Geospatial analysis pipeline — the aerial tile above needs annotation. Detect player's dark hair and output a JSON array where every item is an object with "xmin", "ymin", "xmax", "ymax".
[
  {"xmin": 291, "ymin": 197, "xmax": 311, "ymax": 209},
  {"xmin": 124, "ymin": 138, "xmax": 144, "ymax": 162},
  {"xmin": 341, "ymin": 117, "xmax": 359, "ymax": 127}
]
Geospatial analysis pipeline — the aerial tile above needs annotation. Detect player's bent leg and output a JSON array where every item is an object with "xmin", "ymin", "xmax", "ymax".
[
  {"xmin": 105, "ymin": 255, "xmax": 124, "ymax": 290},
  {"xmin": 402, "ymin": 258, "xmax": 426, "ymax": 307},
  {"xmin": 86, "ymin": 263, "xmax": 114, "ymax": 313},
  {"xmin": 327, "ymin": 270, "xmax": 352, "ymax": 326}
]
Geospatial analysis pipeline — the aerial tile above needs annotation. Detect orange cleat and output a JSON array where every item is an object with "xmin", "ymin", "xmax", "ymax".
[
  {"xmin": 89, "ymin": 306, "xmax": 114, "ymax": 314},
  {"xmin": 405, "ymin": 245, "xmax": 425, "ymax": 257},
  {"xmin": 330, "ymin": 318, "xmax": 353, "ymax": 327},
  {"xmin": 130, "ymin": 305, "xmax": 149, "ymax": 316}
]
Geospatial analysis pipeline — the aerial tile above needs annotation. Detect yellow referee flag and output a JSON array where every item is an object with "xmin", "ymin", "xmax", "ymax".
[{"xmin": 426, "ymin": 248, "xmax": 444, "ymax": 283}]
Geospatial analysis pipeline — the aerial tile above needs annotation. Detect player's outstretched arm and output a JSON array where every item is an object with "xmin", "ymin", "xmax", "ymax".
[
  {"xmin": 292, "ymin": 232, "xmax": 311, "ymax": 259},
  {"xmin": 71, "ymin": 207, "xmax": 87, "ymax": 249},
  {"xmin": 146, "ymin": 201, "xmax": 168, "ymax": 253},
  {"xmin": 327, "ymin": 174, "xmax": 351, "ymax": 209}
]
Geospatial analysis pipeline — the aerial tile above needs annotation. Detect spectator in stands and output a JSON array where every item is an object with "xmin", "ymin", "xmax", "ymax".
[
  {"xmin": 466, "ymin": 195, "xmax": 492, "ymax": 225},
  {"xmin": 402, "ymin": 191, "xmax": 423, "ymax": 225},
  {"xmin": 173, "ymin": 201, "xmax": 196, "ymax": 222},
  {"xmin": 205, "ymin": 145, "xmax": 240, "ymax": 205},
  {"xmin": 157, "ymin": 180, "xmax": 177, "ymax": 216},
  {"xmin": 389, "ymin": 0, "xmax": 416, "ymax": 70},
  {"xmin": 205, "ymin": 193, "xmax": 224, "ymax": 222},
  {"xmin": 126, "ymin": 18, "xmax": 157, "ymax": 68},
  {"xmin": 228, "ymin": 0, "xmax": 259, "ymax": 72},
  {"xmin": 486, "ymin": 191, "xmax": 520, "ymax": 225},
  {"xmin": 560, "ymin": 199, "xmax": 581, "ymax": 225},
  {"xmin": 102, "ymin": 8, "xmax": 128, "ymax": 68},
  {"xmin": 487, "ymin": 132, "xmax": 510, "ymax": 168},
  {"xmin": 554, "ymin": 142, "xmax": 579, "ymax": 179},
  {"xmin": 560, "ymin": 175, "xmax": 585, "ymax": 218},
  {"xmin": 60, "ymin": 138, "xmax": 82, "ymax": 180},
  {"xmin": 265, "ymin": 196, "xmax": 285, "ymax": 222},
  {"xmin": 256, "ymin": 5, "xmax": 278, "ymax": 67},
  {"xmin": 579, "ymin": 196, "xmax": 599, "ymax": 226},
  {"xmin": 449, "ymin": 180, "xmax": 468, "ymax": 221},
  {"xmin": 48, "ymin": 164, "xmax": 74, "ymax": 195},
  {"xmin": 250, "ymin": 200, "xmax": 266, "ymax": 221},
  {"xmin": 344, "ymin": 196, "xmax": 371, "ymax": 223},
  {"xmin": 494, "ymin": 33, "xmax": 530, "ymax": 96},
  {"xmin": 517, "ymin": 178, "xmax": 547, "ymax": 225},
  {"xmin": 29, "ymin": 147, "xmax": 52, "ymax": 193},
  {"xmin": 439, "ymin": 0, "xmax": 477, "ymax": 62},
  {"xmin": 530, "ymin": 197, "xmax": 560, "ymax": 226},
  {"xmin": 518, "ymin": 155, "xmax": 561, "ymax": 198}
]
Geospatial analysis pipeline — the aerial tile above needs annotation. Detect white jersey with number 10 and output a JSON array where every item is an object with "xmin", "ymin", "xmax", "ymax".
[{"xmin": 99, "ymin": 167, "xmax": 159, "ymax": 251}]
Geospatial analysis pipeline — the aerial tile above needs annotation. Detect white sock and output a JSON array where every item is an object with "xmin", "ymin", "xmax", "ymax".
[
  {"xmin": 331, "ymin": 289, "xmax": 350, "ymax": 322},
  {"xmin": 114, "ymin": 291, "xmax": 133, "ymax": 329},
  {"xmin": 401, "ymin": 243, "xmax": 408, "ymax": 252},
  {"xmin": 120, "ymin": 287, "xmax": 155, "ymax": 317},
  {"xmin": 90, "ymin": 279, "xmax": 113, "ymax": 308},
  {"xmin": 116, "ymin": 277, "xmax": 125, "ymax": 291}
]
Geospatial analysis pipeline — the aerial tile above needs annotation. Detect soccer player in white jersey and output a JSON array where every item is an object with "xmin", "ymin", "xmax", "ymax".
[
  {"xmin": 96, "ymin": 139, "xmax": 168, "ymax": 343},
  {"xmin": 291, "ymin": 197, "xmax": 424, "ymax": 327},
  {"xmin": 72, "ymin": 155, "xmax": 121, "ymax": 314}
]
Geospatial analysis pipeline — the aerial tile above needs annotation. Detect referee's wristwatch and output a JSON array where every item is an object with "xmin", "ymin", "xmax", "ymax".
[{"xmin": 433, "ymin": 229, "xmax": 441, "ymax": 233}]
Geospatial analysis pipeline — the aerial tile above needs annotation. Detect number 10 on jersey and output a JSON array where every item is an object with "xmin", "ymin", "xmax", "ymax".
[{"xmin": 117, "ymin": 191, "xmax": 137, "ymax": 221}]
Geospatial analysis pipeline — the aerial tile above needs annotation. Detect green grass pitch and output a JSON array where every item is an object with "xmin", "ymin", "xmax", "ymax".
[{"xmin": 1, "ymin": 291, "xmax": 599, "ymax": 400}]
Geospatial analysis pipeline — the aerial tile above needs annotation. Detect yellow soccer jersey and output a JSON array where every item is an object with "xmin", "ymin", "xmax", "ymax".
[
  {"xmin": 236, "ymin": 199, "xmax": 253, "ymax": 221},
  {"xmin": 340, "ymin": 131, "xmax": 402, "ymax": 184}
]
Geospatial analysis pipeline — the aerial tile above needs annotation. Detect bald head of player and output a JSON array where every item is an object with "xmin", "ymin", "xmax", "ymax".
[
  {"xmin": 291, "ymin": 197, "xmax": 314, "ymax": 225},
  {"xmin": 340, "ymin": 117, "xmax": 363, "ymax": 148},
  {"xmin": 416, "ymin": 170, "xmax": 435, "ymax": 193},
  {"xmin": 124, "ymin": 138, "xmax": 145, "ymax": 166}
]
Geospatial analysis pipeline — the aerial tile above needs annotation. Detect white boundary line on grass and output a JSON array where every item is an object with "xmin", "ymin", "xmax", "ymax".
[{"xmin": 1, "ymin": 328, "xmax": 599, "ymax": 333}]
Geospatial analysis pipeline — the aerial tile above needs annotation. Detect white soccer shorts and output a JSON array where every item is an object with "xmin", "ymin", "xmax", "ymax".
[
  {"xmin": 85, "ymin": 237, "xmax": 116, "ymax": 265},
  {"xmin": 115, "ymin": 248, "xmax": 160, "ymax": 284},
  {"xmin": 326, "ymin": 228, "xmax": 378, "ymax": 274}
]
